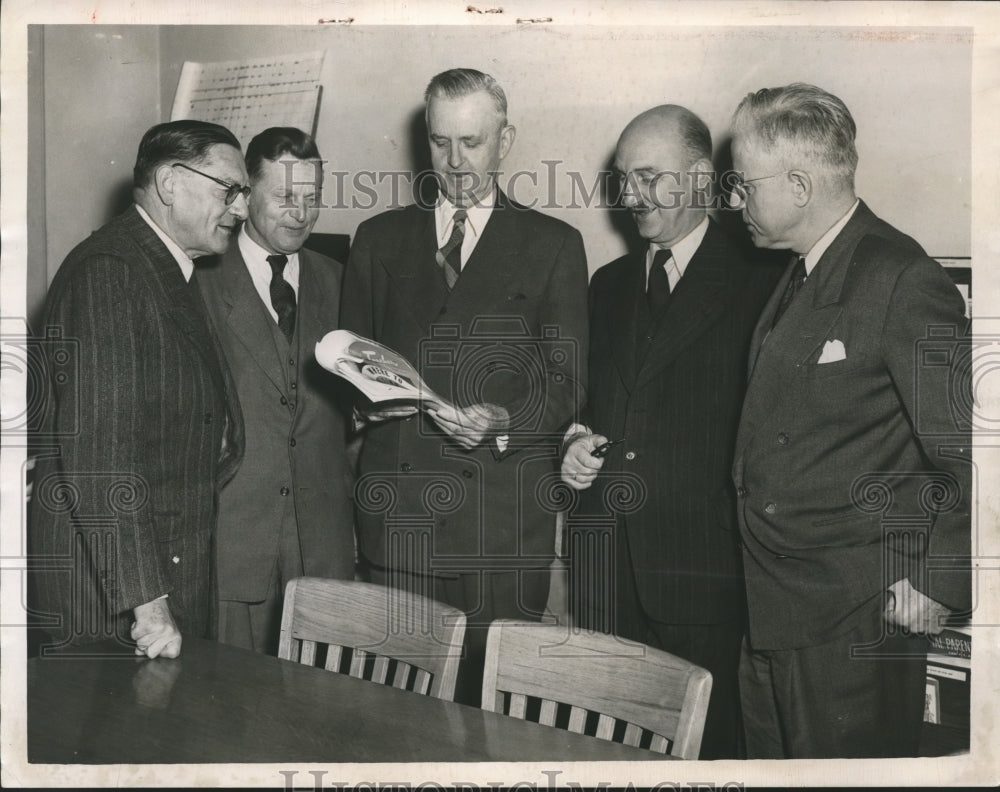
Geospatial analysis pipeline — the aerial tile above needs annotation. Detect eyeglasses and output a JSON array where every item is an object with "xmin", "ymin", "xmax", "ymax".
[
  {"xmin": 728, "ymin": 170, "xmax": 790, "ymax": 209},
  {"xmin": 172, "ymin": 162, "xmax": 251, "ymax": 205}
]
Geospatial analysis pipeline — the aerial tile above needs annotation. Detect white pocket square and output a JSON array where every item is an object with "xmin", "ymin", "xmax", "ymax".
[{"xmin": 818, "ymin": 339, "xmax": 847, "ymax": 364}]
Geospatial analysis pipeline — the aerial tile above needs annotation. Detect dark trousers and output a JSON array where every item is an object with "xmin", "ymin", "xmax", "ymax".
[
  {"xmin": 739, "ymin": 601, "xmax": 927, "ymax": 758},
  {"xmin": 369, "ymin": 563, "xmax": 550, "ymax": 707}
]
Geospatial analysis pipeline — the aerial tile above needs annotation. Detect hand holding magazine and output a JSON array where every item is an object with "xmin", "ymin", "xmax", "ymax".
[{"xmin": 314, "ymin": 329, "xmax": 449, "ymax": 410}]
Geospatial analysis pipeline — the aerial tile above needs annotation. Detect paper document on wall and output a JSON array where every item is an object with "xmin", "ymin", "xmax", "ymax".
[
  {"xmin": 315, "ymin": 330, "xmax": 449, "ymax": 410},
  {"xmin": 170, "ymin": 51, "xmax": 324, "ymax": 147}
]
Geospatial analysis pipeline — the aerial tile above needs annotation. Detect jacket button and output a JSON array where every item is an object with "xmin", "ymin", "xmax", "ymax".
[
  {"xmin": 764, "ymin": 502, "xmax": 776, "ymax": 514},
  {"xmin": 280, "ymin": 486, "xmax": 290, "ymax": 496},
  {"xmin": 777, "ymin": 432, "xmax": 789, "ymax": 445},
  {"xmin": 289, "ymin": 358, "xmax": 295, "ymax": 366},
  {"xmin": 625, "ymin": 451, "xmax": 636, "ymax": 461},
  {"xmin": 289, "ymin": 438, "xmax": 297, "ymax": 447},
  {"xmin": 290, "ymin": 382, "xmax": 297, "ymax": 390},
  {"xmin": 462, "ymin": 469, "xmax": 473, "ymax": 478},
  {"xmin": 280, "ymin": 396, "xmax": 288, "ymax": 406},
  {"xmin": 400, "ymin": 463, "xmax": 412, "ymax": 472},
  {"xmin": 737, "ymin": 486, "xmax": 748, "ymax": 497}
]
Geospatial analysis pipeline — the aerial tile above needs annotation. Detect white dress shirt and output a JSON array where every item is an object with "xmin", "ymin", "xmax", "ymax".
[
  {"xmin": 802, "ymin": 199, "xmax": 860, "ymax": 277},
  {"xmin": 645, "ymin": 215, "xmax": 710, "ymax": 292},
  {"xmin": 435, "ymin": 190, "xmax": 495, "ymax": 268},
  {"xmin": 238, "ymin": 225, "xmax": 301, "ymax": 324},
  {"xmin": 135, "ymin": 204, "xmax": 194, "ymax": 281}
]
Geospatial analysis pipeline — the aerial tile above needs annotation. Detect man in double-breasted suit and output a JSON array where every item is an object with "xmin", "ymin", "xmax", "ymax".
[
  {"xmin": 728, "ymin": 84, "xmax": 971, "ymax": 758},
  {"xmin": 560, "ymin": 105, "xmax": 780, "ymax": 758},
  {"xmin": 341, "ymin": 68, "xmax": 589, "ymax": 705},
  {"xmin": 196, "ymin": 127, "xmax": 356, "ymax": 655},
  {"xmin": 29, "ymin": 120, "xmax": 247, "ymax": 658}
]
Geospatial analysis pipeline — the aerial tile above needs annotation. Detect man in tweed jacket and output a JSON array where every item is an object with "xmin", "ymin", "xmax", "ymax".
[{"xmin": 30, "ymin": 120, "xmax": 247, "ymax": 659}]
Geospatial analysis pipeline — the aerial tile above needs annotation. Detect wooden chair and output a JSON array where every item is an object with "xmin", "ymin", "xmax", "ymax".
[
  {"xmin": 278, "ymin": 577, "xmax": 466, "ymax": 701},
  {"xmin": 481, "ymin": 619, "xmax": 712, "ymax": 759}
]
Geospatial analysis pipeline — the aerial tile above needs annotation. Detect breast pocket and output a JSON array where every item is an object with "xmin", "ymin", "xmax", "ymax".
[{"xmin": 799, "ymin": 353, "xmax": 871, "ymax": 379}]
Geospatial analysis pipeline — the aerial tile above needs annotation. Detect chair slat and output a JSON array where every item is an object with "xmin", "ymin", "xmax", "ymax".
[
  {"xmin": 567, "ymin": 706, "xmax": 587, "ymax": 733},
  {"xmin": 300, "ymin": 640, "xmax": 317, "ymax": 666},
  {"xmin": 509, "ymin": 693, "xmax": 528, "ymax": 718},
  {"xmin": 413, "ymin": 669, "xmax": 432, "ymax": 696},
  {"xmin": 538, "ymin": 699, "xmax": 558, "ymax": 726},
  {"xmin": 324, "ymin": 645, "xmax": 342, "ymax": 672},
  {"xmin": 372, "ymin": 655, "xmax": 390, "ymax": 684},
  {"xmin": 392, "ymin": 661, "xmax": 411, "ymax": 689},
  {"xmin": 349, "ymin": 648, "xmax": 368, "ymax": 678},
  {"xmin": 622, "ymin": 723, "xmax": 643, "ymax": 747},
  {"xmin": 649, "ymin": 734, "xmax": 670, "ymax": 754},
  {"xmin": 595, "ymin": 714, "xmax": 616, "ymax": 741}
]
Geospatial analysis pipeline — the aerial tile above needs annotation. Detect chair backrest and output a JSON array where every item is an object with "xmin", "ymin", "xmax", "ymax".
[
  {"xmin": 278, "ymin": 577, "xmax": 467, "ymax": 701},
  {"xmin": 481, "ymin": 619, "xmax": 712, "ymax": 759}
]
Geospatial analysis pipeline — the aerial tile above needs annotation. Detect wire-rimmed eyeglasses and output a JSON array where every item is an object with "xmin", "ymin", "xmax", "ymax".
[
  {"xmin": 727, "ymin": 170, "xmax": 790, "ymax": 209},
  {"xmin": 172, "ymin": 162, "xmax": 251, "ymax": 205}
]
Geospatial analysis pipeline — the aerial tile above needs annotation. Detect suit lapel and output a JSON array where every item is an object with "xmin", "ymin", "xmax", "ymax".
[
  {"xmin": 379, "ymin": 208, "xmax": 451, "ymax": 331},
  {"xmin": 297, "ymin": 248, "xmax": 336, "ymax": 348},
  {"xmin": 634, "ymin": 222, "xmax": 730, "ymax": 389},
  {"xmin": 604, "ymin": 254, "xmax": 646, "ymax": 393},
  {"xmin": 215, "ymin": 245, "xmax": 287, "ymax": 394}
]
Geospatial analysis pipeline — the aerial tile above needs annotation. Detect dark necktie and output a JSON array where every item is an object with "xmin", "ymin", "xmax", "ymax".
[
  {"xmin": 772, "ymin": 256, "xmax": 807, "ymax": 328},
  {"xmin": 436, "ymin": 209, "xmax": 467, "ymax": 290},
  {"xmin": 647, "ymin": 248, "xmax": 673, "ymax": 314},
  {"xmin": 267, "ymin": 254, "xmax": 296, "ymax": 343}
]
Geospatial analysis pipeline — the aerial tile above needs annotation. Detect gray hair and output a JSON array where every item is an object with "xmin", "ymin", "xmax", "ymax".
[
  {"xmin": 732, "ymin": 83, "xmax": 858, "ymax": 187},
  {"xmin": 424, "ymin": 68, "xmax": 508, "ymax": 123}
]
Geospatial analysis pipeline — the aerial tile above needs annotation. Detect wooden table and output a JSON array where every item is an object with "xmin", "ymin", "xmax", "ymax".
[{"xmin": 28, "ymin": 637, "xmax": 674, "ymax": 763}]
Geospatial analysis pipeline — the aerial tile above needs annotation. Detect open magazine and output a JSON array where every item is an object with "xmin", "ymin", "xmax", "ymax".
[{"xmin": 315, "ymin": 329, "xmax": 449, "ymax": 410}]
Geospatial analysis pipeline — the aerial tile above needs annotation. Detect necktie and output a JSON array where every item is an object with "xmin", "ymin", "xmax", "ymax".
[
  {"xmin": 436, "ymin": 209, "xmax": 467, "ymax": 290},
  {"xmin": 267, "ymin": 254, "xmax": 296, "ymax": 343},
  {"xmin": 771, "ymin": 256, "xmax": 807, "ymax": 328},
  {"xmin": 647, "ymin": 248, "xmax": 673, "ymax": 314}
]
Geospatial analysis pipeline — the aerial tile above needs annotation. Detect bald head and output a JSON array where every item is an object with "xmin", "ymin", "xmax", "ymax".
[{"xmin": 614, "ymin": 104, "xmax": 713, "ymax": 247}]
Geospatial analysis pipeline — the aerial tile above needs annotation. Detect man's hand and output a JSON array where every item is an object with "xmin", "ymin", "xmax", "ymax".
[
  {"xmin": 885, "ymin": 577, "xmax": 951, "ymax": 635},
  {"xmin": 428, "ymin": 403, "xmax": 508, "ymax": 450},
  {"xmin": 561, "ymin": 433, "xmax": 608, "ymax": 490},
  {"xmin": 364, "ymin": 405, "xmax": 420, "ymax": 422},
  {"xmin": 132, "ymin": 598, "xmax": 182, "ymax": 659}
]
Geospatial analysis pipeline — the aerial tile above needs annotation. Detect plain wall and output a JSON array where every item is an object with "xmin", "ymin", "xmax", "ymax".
[{"xmin": 31, "ymin": 23, "xmax": 971, "ymax": 321}]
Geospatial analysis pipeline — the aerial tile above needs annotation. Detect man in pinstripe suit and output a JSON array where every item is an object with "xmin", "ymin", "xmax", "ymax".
[
  {"xmin": 561, "ymin": 106, "xmax": 780, "ymax": 758},
  {"xmin": 29, "ymin": 120, "xmax": 247, "ymax": 659}
]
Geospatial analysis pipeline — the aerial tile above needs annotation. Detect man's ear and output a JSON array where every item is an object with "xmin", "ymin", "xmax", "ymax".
[
  {"xmin": 788, "ymin": 169, "xmax": 812, "ymax": 207},
  {"xmin": 498, "ymin": 124, "xmax": 516, "ymax": 161},
  {"xmin": 154, "ymin": 163, "xmax": 177, "ymax": 206}
]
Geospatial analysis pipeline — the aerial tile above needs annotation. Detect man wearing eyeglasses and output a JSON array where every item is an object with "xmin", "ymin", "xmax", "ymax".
[
  {"xmin": 29, "ymin": 120, "xmax": 248, "ymax": 660},
  {"xmin": 195, "ymin": 127, "xmax": 356, "ymax": 655},
  {"xmin": 559, "ymin": 105, "xmax": 780, "ymax": 758},
  {"xmin": 728, "ymin": 84, "xmax": 971, "ymax": 757}
]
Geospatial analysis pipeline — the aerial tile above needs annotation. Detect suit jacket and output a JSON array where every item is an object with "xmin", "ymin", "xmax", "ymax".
[
  {"xmin": 340, "ymin": 191, "xmax": 589, "ymax": 580},
  {"xmin": 29, "ymin": 206, "xmax": 244, "ymax": 646},
  {"xmin": 570, "ymin": 218, "xmax": 780, "ymax": 625},
  {"xmin": 195, "ymin": 243, "xmax": 356, "ymax": 600},
  {"xmin": 733, "ymin": 200, "xmax": 971, "ymax": 650}
]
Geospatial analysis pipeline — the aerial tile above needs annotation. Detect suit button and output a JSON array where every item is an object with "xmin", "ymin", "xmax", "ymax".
[
  {"xmin": 290, "ymin": 382, "xmax": 297, "ymax": 390},
  {"xmin": 462, "ymin": 469, "xmax": 473, "ymax": 478},
  {"xmin": 625, "ymin": 451, "xmax": 636, "ymax": 461},
  {"xmin": 289, "ymin": 358, "xmax": 295, "ymax": 366},
  {"xmin": 280, "ymin": 486, "xmax": 290, "ymax": 496},
  {"xmin": 289, "ymin": 438, "xmax": 297, "ymax": 447},
  {"xmin": 280, "ymin": 396, "xmax": 288, "ymax": 406},
  {"xmin": 737, "ymin": 486, "xmax": 748, "ymax": 497},
  {"xmin": 777, "ymin": 433, "xmax": 789, "ymax": 445},
  {"xmin": 764, "ymin": 502, "xmax": 776, "ymax": 514},
  {"xmin": 400, "ymin": 463, "xmax": 412, "ymax": 472}
]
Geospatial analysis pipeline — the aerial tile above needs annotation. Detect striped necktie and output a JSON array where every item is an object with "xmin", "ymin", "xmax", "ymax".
[
  {"xmin": 436, "ymin": 209, "xmax": 467, "ymax": 289},
  {"xmin": 771, "ymin": 256, "xmax": 806, "ymax": 328},
  {"xmin": 647, "ymin": 248, "xmax": 673, "ymax": 314},
  {"xmin": 267, "ymin": 254, "xmax": 296, "ymax": 343}
]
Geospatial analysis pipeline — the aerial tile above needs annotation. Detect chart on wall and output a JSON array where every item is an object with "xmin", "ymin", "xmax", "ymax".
[{"xmin": 170, "ymin": 51, "xmax": 324, "ymax": 147}]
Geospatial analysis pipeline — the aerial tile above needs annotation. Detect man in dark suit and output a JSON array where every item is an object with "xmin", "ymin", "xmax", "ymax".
[
  {"xmin": 728, "ymin": 83, "xmax": 971, "ymax": 758},
  {"xmin": 196, "ymin": 127, "xmax": 355, "ymax": 655},
  {"xmin": 560, "ymin": 105, "xmax": 779, "ymax": 758},
  {"xmin": 341, "ymin": 68, "xmax": 589, "ymax": 705},
  {"xmin": 29, "ymin": 120, "xmax": 248, "ymax": 658}
]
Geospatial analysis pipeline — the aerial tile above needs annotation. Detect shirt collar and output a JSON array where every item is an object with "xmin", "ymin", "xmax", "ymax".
[
  {"xmin": 135, "ymin": 203, "xmax": 194, "ymax": 281},
  {"xmin": 238, "ymin": 224, "xmax": 300, "ymax": 286},
  {"xmin": 436, "ymin": 190, "xmax": 495, "ymax": 246},
  {"xmin": 645, "ymin": 215, "xmax": 710, "ymax": 279},
  {"xmin": 802, "ymin": 199, "xmax": 860, "ymax": 276}
]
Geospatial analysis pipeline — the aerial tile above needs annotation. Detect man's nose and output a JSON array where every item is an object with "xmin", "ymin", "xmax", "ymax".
[
  {"xmin": 447, "ymin": 144, "xmax": 464, "ymax": 170},
  {"xmin": 229, "ymin": 193, "xmax": 249, "ymax": 220},
  {"xmin": 289, "ymin": 198, "xmax": 308, "ymax": 223},
  {"xmin": 620, "ymin": 187, "xmax": 640, "ymax": 208}
]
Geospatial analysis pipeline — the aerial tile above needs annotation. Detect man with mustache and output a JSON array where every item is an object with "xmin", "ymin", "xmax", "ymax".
[
  {"xmin": 561, "ymin": 105, "xmax": 780, "ymax": 758},
  {"xmin": 30, "ymin": 120, "xmax": 247, "ymax": 658},
  {"xmin": 196, "ymin": 127, "xmax": 356, "ymax": 655},
  {"xmin": 342, "ymin": 68, "xmax": 589, "ymax": 705}
]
